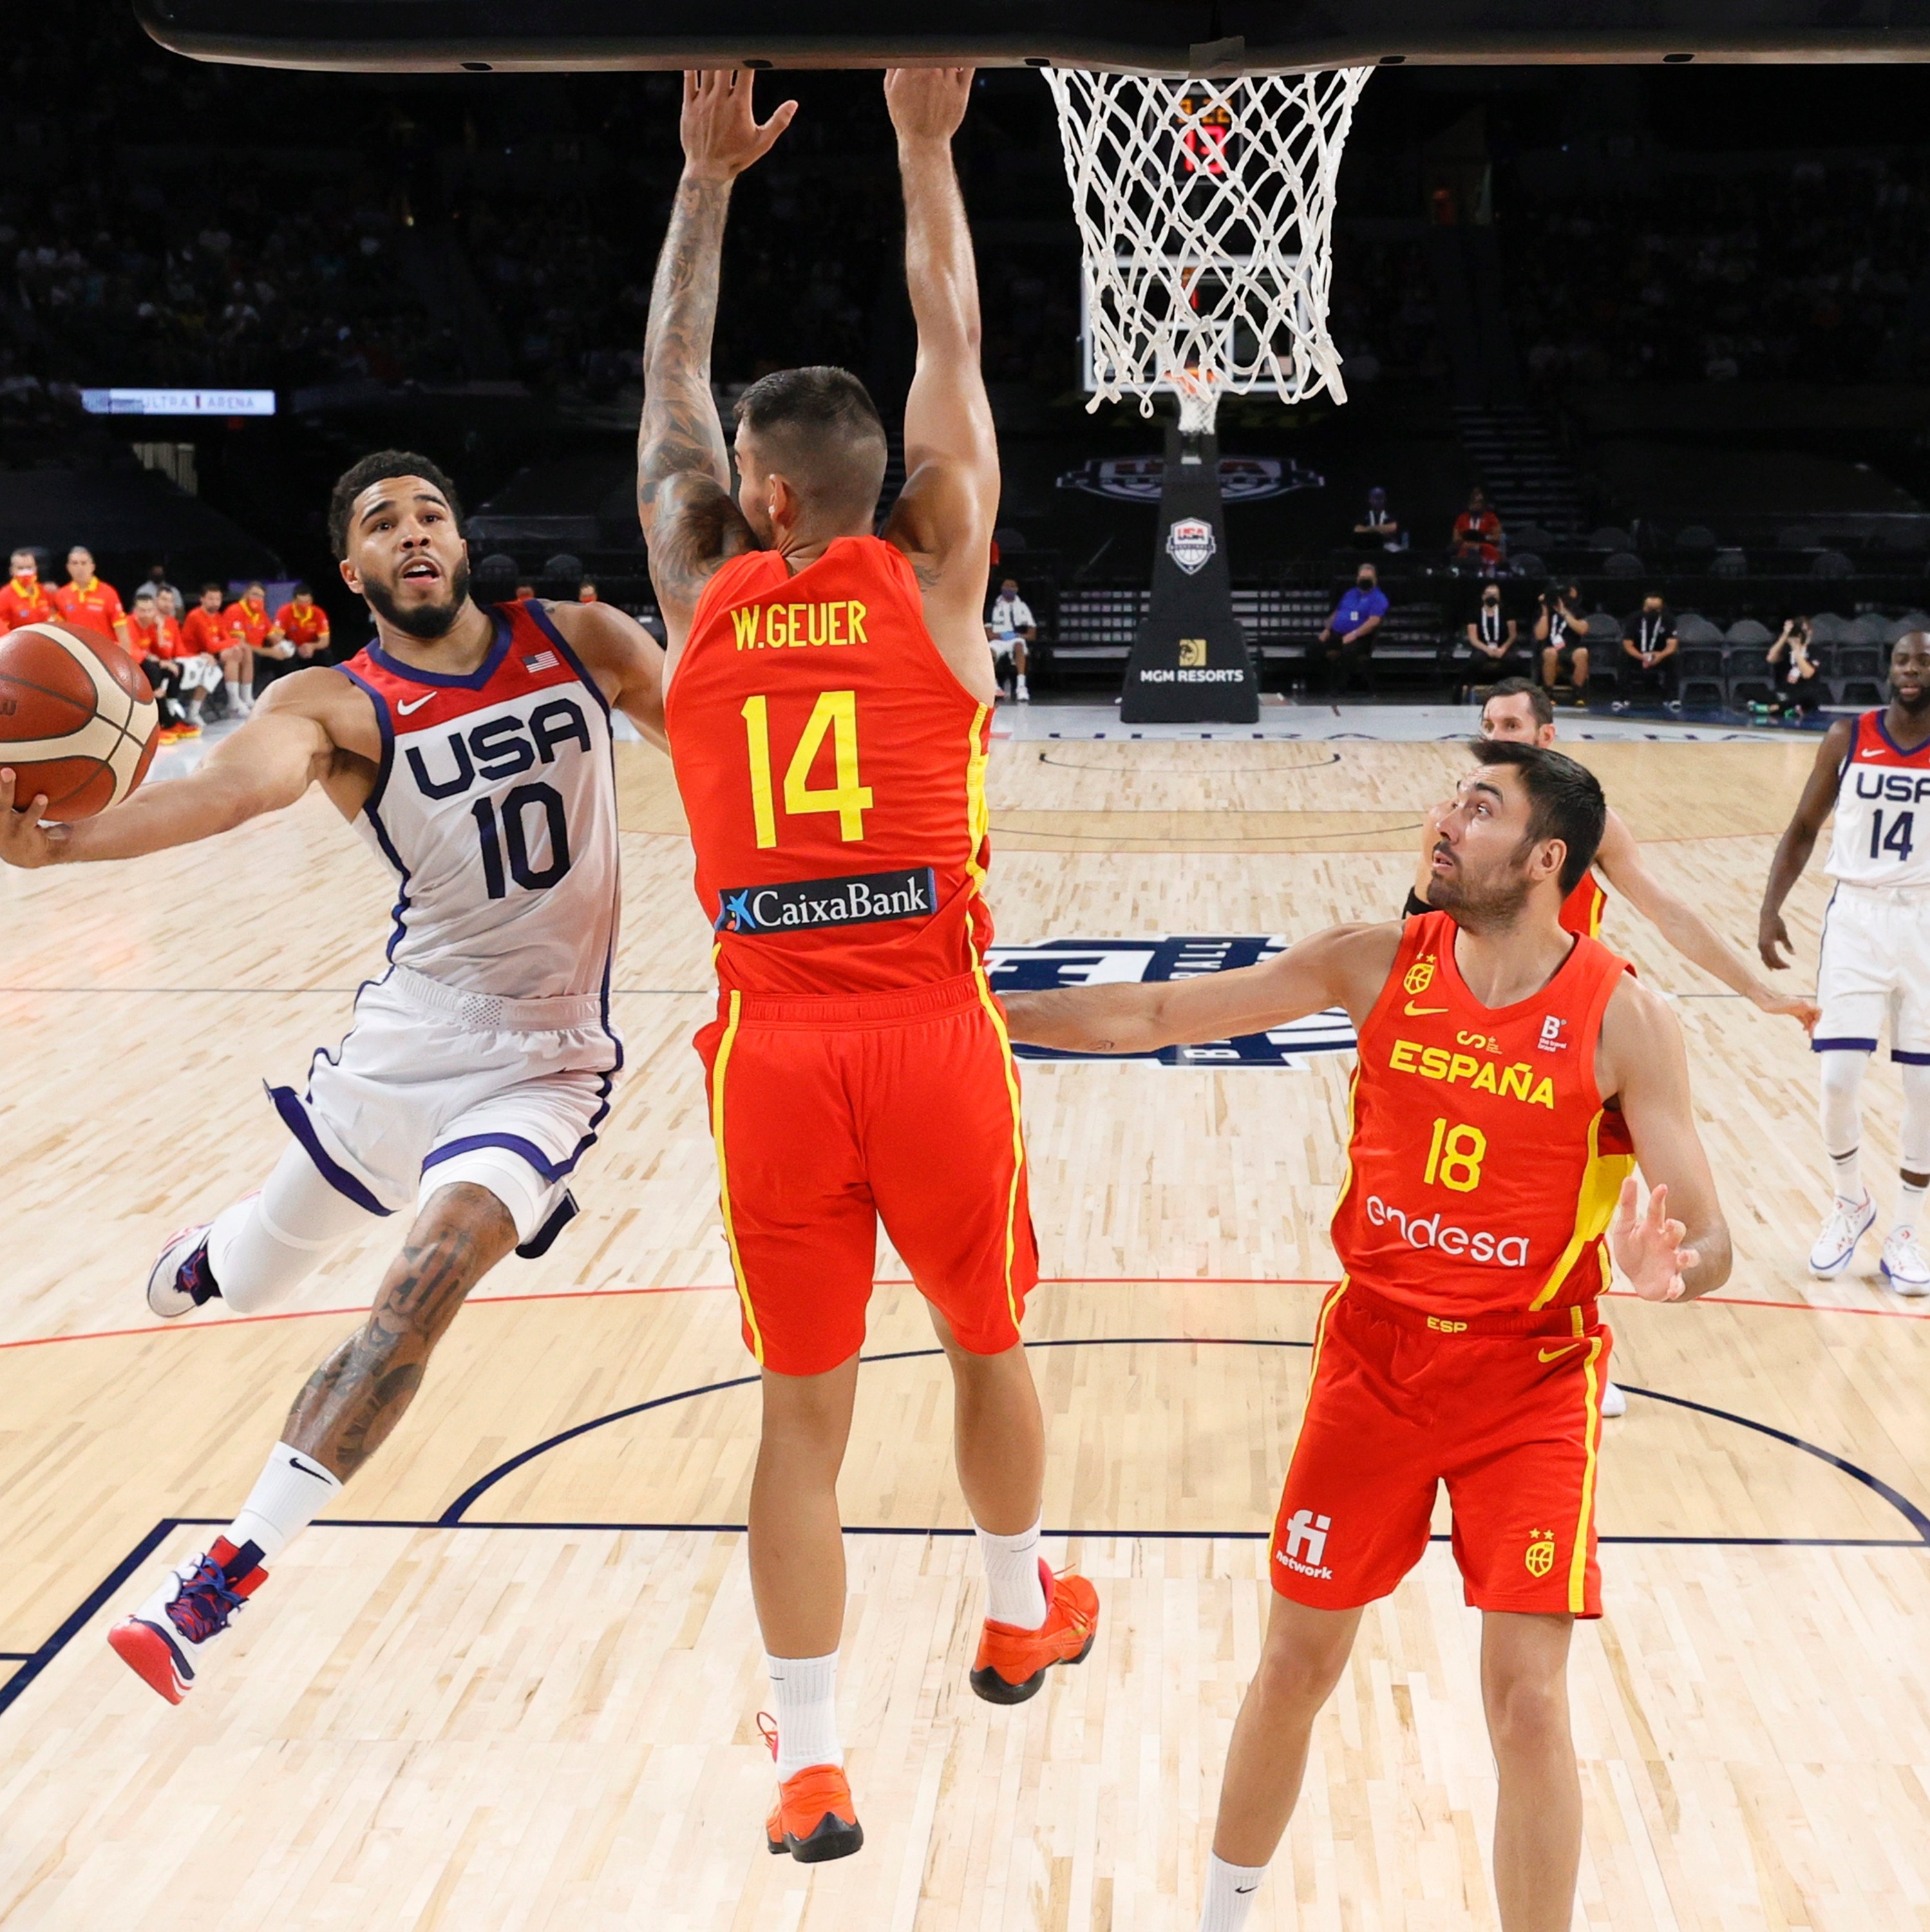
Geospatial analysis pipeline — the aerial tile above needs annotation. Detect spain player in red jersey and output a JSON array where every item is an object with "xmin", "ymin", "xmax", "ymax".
[
  {"xmin": 637, "ymin": 68, "xmax": 1096, "ymax": 1863},
  {"xmin": 53, "ymin": 546, "xmax": 129, "ymax": 647},
  {"xmin": 1005, "ymin": 740, "xmax": 1733, "ymax": 1932},
  {"xmin": 274, "ymin": 583, "xmax": 332, "ymax": 661},
  {"xmin": 0, "ymin": 547, "xmax": 57, "ymax": 633}
]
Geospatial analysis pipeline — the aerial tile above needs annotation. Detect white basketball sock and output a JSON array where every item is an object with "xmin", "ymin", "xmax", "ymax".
[
  {"xmin": 1200, "ymin": 1853, "xmax": 1269, "ymax": 1931},
  {"xmin": 226, "ymin": 1441, "xmax": 343, "ymax": 1564},
  {"xmin": 1898, "ymin": 1065, "xmax": 1930, "ymax": 1231},
  {"xmin": 1818, "ymin": 1050, "xmax": 1866, "ymax": 1202},
  {"xmin": 976, "ymin": 1518, "xmax": 1048, "ymax": 1628},
  {"xmin": 1898, "ymin": 1180, "xmax": 1928, "ymax": 1235},
  {"xmin": 766, "ymin": 1651, "xmax": 842, "ymax": 1779},
  {"xmin": 223, "ymin": 678, "xmax": 243, "ymax": 708},
  {"xmin": 207, "ymin": 1142, "xmax": 376, "ymax": 1314}
]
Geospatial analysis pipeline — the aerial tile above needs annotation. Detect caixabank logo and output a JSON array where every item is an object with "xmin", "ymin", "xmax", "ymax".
[{"xmin": 983, "ymin": 936, "xmax": 1356, "ymax": 1066}]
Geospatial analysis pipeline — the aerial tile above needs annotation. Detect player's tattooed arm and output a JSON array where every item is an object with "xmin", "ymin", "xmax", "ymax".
[
  {"xmin": 638, "ymin": 72, "xmax": 794, "ymax": 627},
  {"xmin": 0, "ymin": 682, "xmax": 338, "ymax": 867},
  {"xmin": 283, "ymin": 1185, "xmax": 518, "ymax": 1480},
  {"xmin": 1600, "ymin": 976, "xmax": 1732, "ymax": 1302},
  {"xmin": 1757, "ymin": 716, "xmax": 1855, "ymax": 970},
  {"xmin": 1001, "ymin": 922, "xmax": 1404, "ymax": 1056}
]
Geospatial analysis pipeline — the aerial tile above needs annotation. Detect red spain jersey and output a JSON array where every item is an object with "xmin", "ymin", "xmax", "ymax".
[
  {"xmin": 667, "ymin": 536, "xmax": 994, "ymax": 996},
  {"xmin": 1330, "ymin": 911, "xmax": 1636, "ymax": 1318},
  {"xmin": 181, "ymin": 607, "xmax": 229, "ymax": 657},
  {"xmin": 276, "ymin": 599, "xmax": 329, "ymax": 647},
  {"xmin": 128, "ymin": 613, "xmax": 185, "ymax": 659},
  {"xmin": 54, "ymin": 579, "xmax": 127, "ymax": 643},
  {"xmin": 225, "ymin": 598, "xmax": 276, "ymax": 647},
  {"xmin": 0, "ymin": 576, "xmax": 57, "ymax": 634},
  {"xmin": 1560, "ymin": 868, "xmax": 1606, "ymax": 938}
]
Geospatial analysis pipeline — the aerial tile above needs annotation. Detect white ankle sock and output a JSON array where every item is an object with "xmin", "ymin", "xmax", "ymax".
[
  {"xmin": 976, "ymin": 1518, "xmax": 1048, "ymax": 1629},
  {"xmin": 1830, "ymin": 1149, "xmax": 1864, "ymax": 1202},
  {"xmin": 223, "ymin": 679, "xmax": 243, "ymax": 707},
  {"xmin": 766, "ymin": 1651, "xmax": 842, "ymax": 1779},
  {"xmin": 1200, "ymin": 1853, "xmax": 1269, "ymax": 1931},
  {"xmin": 226, "ymin": 1441, "xmax": 343, "ymax": 1563},
  {"xmin": 1898, "ymin": 1179, "xmax": 1928, "ymax": 1236}
]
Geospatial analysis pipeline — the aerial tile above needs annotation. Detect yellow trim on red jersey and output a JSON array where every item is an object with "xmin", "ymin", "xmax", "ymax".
[
  {"xmin": 964, "ymin": 702, "xmax": 991, "ymax": 900},
  {"xmin": 1305, "ymin": 1277, "xmax": 1350, "ymax": 1401},
  {"xmin": 1569, "ymin": 1334, "xmax": 1606, "ymax": 1611},
  {"xmin": 971, "ymin": 963, "xmax": 1028, "ymax": 1336},
  {"xmin": 1527, "ymin": 1106, "xmax": 1637, "ymax": 1311},
  {"xmin": 708, "ymin": 991, "xmax": 764, "ymax": 1365}
]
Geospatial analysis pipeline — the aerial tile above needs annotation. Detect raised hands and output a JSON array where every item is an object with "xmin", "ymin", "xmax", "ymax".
[
  {"xmin": 884, "ymin": 66, "xmax": 974, "ymax": 144},
  {"xmin": 679, "ymin": 69, "xmax": 797, "ymax": 182},
  {"xmin": 1609, "ymin": 1175, "xmax": 1693, "ymax": 1303}
]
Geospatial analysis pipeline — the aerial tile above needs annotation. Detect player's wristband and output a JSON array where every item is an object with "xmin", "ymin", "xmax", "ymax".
[{"xmin": 1402, "ymin": 888, "xmax": 1430, "ymax": 919}]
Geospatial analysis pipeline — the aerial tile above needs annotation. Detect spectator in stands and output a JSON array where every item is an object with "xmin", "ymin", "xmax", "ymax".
[
  {"xmin": 986, "ymin": 577, "xmax": 1035, "ymax": 702},
  {"xmin": 53, "ymin": 546, "xmax": 129, "ymax": 647},
  {"xmin": 1451, "ymin": 486, "xmax": 1504, "ymax": 571},
  {"xmin": 1316, "ymin": 562, "xmax": 1390, "ymax": 693},
  {"xmin": 577, "ymin": 580, "xmax": 600, "ymax": 603},
  {"xmin": 1536, "ymin": 582, "xmax": 1591, "ymax": 704},
  {"xmin": 0, "ymin": 547, "xmax": 57, "ymax": 632},
  {"xmin": 1352, "ymin": 486, "xmax": 1401, "ymax": 550},
  {"xmin": 223, "ymin": 580, "xmax": 292, "ymax": 711},
  {"xmin": 1618, "ymin": 594, "xmax": 1680, "ymax": 703},
  {"xmin": 142, "ymin": 563, "xmax": 185, "ymax": 617},
  {"xmin": 1767, "ymin": 616, "xmax": 1824, "ymax": 719},
  {"xmin": 274, "ymin": 583, "xmax": 332, "ymax": 662},
  {"xmin": 1464, "ymin": 579, "xmax": 1523, "ymax": 685},
  {"xmin": 126, "ymin": 587, "xmax": 198, "ymax": 742}
]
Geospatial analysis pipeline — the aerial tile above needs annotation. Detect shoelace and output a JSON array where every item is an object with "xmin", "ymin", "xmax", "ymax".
[
  {"xmin": 164, "ymin": 1556, "xmax": 247, "ymax": 1645},
  {"xmin": 755, "ymin": 1711, "xmax": 780, "ymax": 1762},
  {"xmin": 1046, "ymin": 1566, "xmax": 1095, "ymax": 1640}
]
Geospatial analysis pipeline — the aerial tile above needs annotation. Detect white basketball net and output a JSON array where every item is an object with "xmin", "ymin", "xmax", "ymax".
[{"xmin": 1044, "ymin": 66, "xmax": 1371, "ymax": 430}]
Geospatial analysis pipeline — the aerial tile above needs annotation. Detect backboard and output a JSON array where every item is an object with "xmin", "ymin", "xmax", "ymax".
[{"xmin": 136, "ymin": 0, "xmax": 1930, "ymax": 75}]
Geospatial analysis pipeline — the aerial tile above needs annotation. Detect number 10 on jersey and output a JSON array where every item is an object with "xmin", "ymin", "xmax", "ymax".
[{"xmin": 742, "ymin": 691, "xmax": 874, "ymax": 849}]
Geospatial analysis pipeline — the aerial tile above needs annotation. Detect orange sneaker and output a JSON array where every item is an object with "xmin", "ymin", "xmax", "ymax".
[
  {"xmin": 758, "ymin": 1714, "xmax": 863, "ymax": 1864},
  {"xmin": 970, "ymin": 1560, "xmax": 1099, "ymax": 1705}
]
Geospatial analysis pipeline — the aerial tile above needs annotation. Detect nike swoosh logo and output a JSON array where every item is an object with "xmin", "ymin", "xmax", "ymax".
[
  {"xmin": 1403, "ymin": 1002, "xmax": 1448, "ymax": 1016},
  {"xmin": 1233, "ymin": 1886, "xmax": 1258, "ymax": 1895},
  {"xmin": 396, "ymin": 692, "xmax": 435, "ymax": 716},
  {"xmin": 287, "ymin": 1455, "xmax": 337, "ymax": 1482},
  {"xmin": 1538, "ymin": 1344, "xmax": 1581, "ymax": 1362}
]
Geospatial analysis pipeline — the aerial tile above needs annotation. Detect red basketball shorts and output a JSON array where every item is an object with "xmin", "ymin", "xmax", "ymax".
[
  {"xmin": 1271, "ymin": 1281, "xmax": 1611, "ymax": 1618},
  {"xmin": 694, "ymin": 969, "xmax": 1039, "ymax": 1377}
]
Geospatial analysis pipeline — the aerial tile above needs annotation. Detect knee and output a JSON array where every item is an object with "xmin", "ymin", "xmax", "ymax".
[
  {"xmin": 1818, "ymin": 1050, "xmax": 1866, "ymax": 1103},
  {"xmin": 1484, "ymin": 1669, "xmax": 1571, "ymax": 1761},
  {"xmin": 1251, "ymin": 1630, "xmax": 1350, "ymax": 1717}
]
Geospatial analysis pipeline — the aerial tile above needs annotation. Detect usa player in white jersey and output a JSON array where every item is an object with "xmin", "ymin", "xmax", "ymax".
[
  {"xmin": 1760, "ymin": 632, "xmax": 1930, "ymax": 1291},
  {"xmin": 0, "ymin": 451, "xmax": 668, "ymax": 1702}
]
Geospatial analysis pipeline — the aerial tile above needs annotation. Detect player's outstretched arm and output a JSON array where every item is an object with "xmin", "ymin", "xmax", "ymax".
[
  {"xmin": 1757, "ymin": 716, "xmax": 1852, "ymax": 969},
  {"xmin": 880, "ymin": 68, "xmax": 1001, "ymax": 699},
  {"xmin": 0, "ymin": 676, "xmax": 335, "ymax": 868},
  {"xmin": 1593, "ymin": 810, "xmax": 1819, "ymax": 1031},
  {"xmin": 544, "ymin": 599, "xmax": 670, "ymax": 752},
  {"xmin": 637, "ymin": 70, "xmax": 791, "ymax": 641},
  {"xmin": 1600, "ymin": 976, "xmax": 1732, "ymax": 1302},
  {"xmin": 1001, "ymin": 922, "xmax": 1403, "ymax": 1056}
]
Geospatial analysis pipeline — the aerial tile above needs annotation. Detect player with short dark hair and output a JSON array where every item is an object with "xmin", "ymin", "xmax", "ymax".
[
  {"xmin": 1001, "ymin": 740, "xmax": 1734, "ymax": 1932},
  {"xmin": 0, "ymin": 450, "xmax": 668, "ymax": 1709},
  {"xmin": 1759, "ymin": 632, "xmax": 1930, "ymax": 1289},
  {"xmin": 0, "ymin": 547, "xmax": 56, "ymax": 634},
  {"xmin": 274, "ymin": 582, "xmax": 332, "ymax": 661},
  {"xmin": 54, "ymin": 546, "xmax": 129, "ymax": 648},
  {"xmin": 638, "ymin": 68, "xmax": 1095, "ymax": 1864}
]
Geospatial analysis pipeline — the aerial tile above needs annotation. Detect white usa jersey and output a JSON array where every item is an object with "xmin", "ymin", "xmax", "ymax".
[
  {"xmin": 341, "ymin": 600, "xmax": 621, "ymax": 999},
  {"xmin": 1826, "ymin": 710, "xmax": 1930, "ymax": 888}
]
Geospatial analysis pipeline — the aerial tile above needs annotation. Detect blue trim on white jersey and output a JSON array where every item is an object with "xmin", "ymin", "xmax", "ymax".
[
  {"xmin": 366, "ymin": 604, "xmax": 512, "ymax": 690},
  {"xmin": 1874, "ymin": 712, "xmax": 1930, "ymax": 761},
  {"xmin": 341, "ymin": 672, "xmax": 413, "ymax": 963},
  {"xmin": 267, "ymin": 1083, "xmax": 392, "ymax": 1215},
  {"xmin": 1895, "ymin": 1048, "xmax": 1930, "ymax": 1065},
  {"xmin": 1813, "ymin": 1036, "xmax": 1880, "ymax": 1054},
  {"xmin": 341, "ymin": 665, "xmax": 395, "ymax": 814},
  {"xmin": 523, "ymin": 600, "xmax": 611, "ymax": 720}
]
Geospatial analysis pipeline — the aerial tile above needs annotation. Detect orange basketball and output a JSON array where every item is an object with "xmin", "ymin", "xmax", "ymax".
[{"xmin": 0, "ymin": 621, "xmax": 160, "ymax": 820}]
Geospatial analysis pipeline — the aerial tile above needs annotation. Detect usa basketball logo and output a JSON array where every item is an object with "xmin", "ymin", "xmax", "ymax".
[
  {"xmin": 1165, "ymin": 518, "xmax": 1216, "ymax": 576},
  {"xmin": 1524, "ymin": 1530, "xmax": 1557, "ymax": 1579}
]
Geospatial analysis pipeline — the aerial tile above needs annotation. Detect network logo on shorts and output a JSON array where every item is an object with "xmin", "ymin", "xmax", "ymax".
[{"xmin": 1276, "ymin": 1508, "xmax": 1334, "ymax": 1580}]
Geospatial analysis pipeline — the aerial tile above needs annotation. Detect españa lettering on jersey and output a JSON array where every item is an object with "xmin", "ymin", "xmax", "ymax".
[
  {"xmin": 667, "ymin": 533, "xmax": 996, "ymax": 996},
  {"xmin": 1826, "ymin": 710, "xmax": 1930, "ymax": 889},
  {"xmin": 1331, "ymin": 911, "xmax": 1636, "ymax": 1318},
  {"xmin": 340, "ymin": 598, "xmax": 621, "ymax": 1003}
]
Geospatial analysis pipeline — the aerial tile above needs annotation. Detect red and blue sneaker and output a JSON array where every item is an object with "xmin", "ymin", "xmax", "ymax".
[
  {"xmin": 146, "ymin": 1222, "xmax": 222, "ymax": 1320},
  {"xmin": 108, "ymin": 1537, "xmax": 267, "ymax": 1704}
]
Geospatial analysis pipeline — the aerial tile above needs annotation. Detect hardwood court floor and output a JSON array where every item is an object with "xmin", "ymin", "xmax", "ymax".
[{"xmin": 1, "ymin": 726, "xmax": 1927, "ymax": 1929}]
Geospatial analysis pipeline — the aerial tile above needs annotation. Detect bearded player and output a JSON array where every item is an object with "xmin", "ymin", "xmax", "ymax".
[
  {"xmin": 0, "ymin": 451, "xmax": 666, "ymax": 1704},
  {"xmin": 1005, "ymin": 741, "xmax": 1732, "ymax": 1932},
  {"xmin": 1758, "ymin": 631, "xmax": 1930, "ymax": 1291},
  {"xmin": 638, "ymin": 69, "xmax": 1095, "ymax": 1864}
]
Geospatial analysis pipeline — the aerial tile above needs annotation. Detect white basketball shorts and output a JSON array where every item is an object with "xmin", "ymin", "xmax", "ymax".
[
  {"xmin": 269, "ymin": 966, "xmax": 623, "ymax": 1249},
  {"xmin": 1815, "ymin": 882, "xmax": 1930, "ymax": 1065}
]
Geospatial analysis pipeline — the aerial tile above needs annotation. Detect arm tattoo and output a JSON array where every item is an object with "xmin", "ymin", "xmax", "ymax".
[
  {"xmin": 640, "ymin": 173, "xmax": 754, "ymax": 607},
  {"xmin": 281, "ymin": 1191, "xmax": 512, "ymax": 1480}
]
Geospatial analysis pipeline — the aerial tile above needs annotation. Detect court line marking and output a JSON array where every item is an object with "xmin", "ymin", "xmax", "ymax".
[{"xmin": 7, "ymin": 1276, "xmax": 1927, "ymax": 1355}]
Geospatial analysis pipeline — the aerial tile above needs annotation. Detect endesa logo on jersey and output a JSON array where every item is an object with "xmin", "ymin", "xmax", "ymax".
[
  {"xmin": 715, "ymin": 866, "xmax": 936, "ymax": 935},
  {"xmin": 1364, "ymin": 1192, "xmax": 1532, "ymax": 1267}
]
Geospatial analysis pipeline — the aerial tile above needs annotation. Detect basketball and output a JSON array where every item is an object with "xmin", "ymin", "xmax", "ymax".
[{"xmin": 0, "ymin": 620, "xmax": 160, "ymax": 820}]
